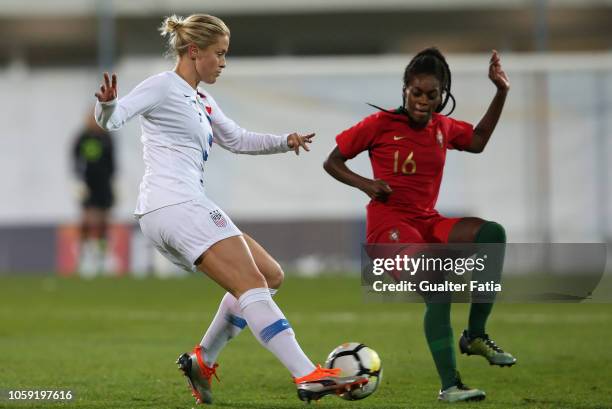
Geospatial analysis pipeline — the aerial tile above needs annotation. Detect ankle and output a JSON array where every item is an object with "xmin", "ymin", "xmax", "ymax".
[{"xmin": 466, "ymin": 329, "xmax": 485, "ymax": 339}]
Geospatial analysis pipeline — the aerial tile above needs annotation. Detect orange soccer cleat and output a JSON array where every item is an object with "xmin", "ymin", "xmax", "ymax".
[
  {"xmin": 176, "ymin": 345, "xmax": 220, "ymax": 405},
  {"xmin": 294, "ymin": 364, "xmax": 368, "ymax": 403}
]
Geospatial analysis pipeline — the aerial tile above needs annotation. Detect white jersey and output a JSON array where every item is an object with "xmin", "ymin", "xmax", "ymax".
[{"xmin": 95, "ymin": 71, "xmax": 290, "ymax": 215}]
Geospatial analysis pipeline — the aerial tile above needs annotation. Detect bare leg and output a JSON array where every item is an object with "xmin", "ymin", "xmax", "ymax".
[
  {"xmin": 196, "ymin": 236, "xmax": 314, "ymax": 377},
  {"xmin": 199, "ymin": 233, "xmax": 287, "ymax": 365},
  {"xmin": 196, "ymin": 235, "xmax": 266, "ymax": 298},
  {"xmin": 447, "ymin": 217, "xmax": 486, "ymax": 243},
  {"xmin": 79, "ymin": 207, "xmax": 109, "ymax": 276},
  {"xmin": 243, "ymin": 233, "xmax": 284, "ymax": 289}
]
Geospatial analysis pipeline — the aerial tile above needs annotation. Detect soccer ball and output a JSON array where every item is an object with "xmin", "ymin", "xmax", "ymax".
[{"xmin": 324, "ymin": 342, "xmax": 382, "ymax": 400}]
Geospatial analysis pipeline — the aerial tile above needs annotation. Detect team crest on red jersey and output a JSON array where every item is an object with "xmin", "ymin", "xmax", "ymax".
[
  {"xmin": 389, "ymin": 228, "xmax": 400, "ymax": 242},
  {"xmin": 436, "ymin": 129, "xmax": 444, "ymax": 148}
]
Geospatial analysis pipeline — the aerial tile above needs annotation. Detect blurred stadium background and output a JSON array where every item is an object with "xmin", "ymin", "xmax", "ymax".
[
  {"xmin": 0, "ymin": 0, "xmax": 610, "ymax": 276},
  {"xmin": 2, "ymin": 2, "xmax": 612, "ymax": 409}
]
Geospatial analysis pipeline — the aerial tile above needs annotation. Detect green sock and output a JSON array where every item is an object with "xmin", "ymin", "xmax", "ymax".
[
  {"xmin": 468, "ymin": 303, "xmax": 493, "ymax": 338},
  {"xmin": 468, "ymin": 221, "xmax": 506, "ymax": 338},
  {"xmin": 424, "ymin": 302, "xmax": 457, "ymax": 390}
]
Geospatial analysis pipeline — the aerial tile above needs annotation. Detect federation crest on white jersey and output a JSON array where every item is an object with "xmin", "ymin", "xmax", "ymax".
[{"xmin": 324, "ymin": 342, "xmax": 382, "ymax": 400}]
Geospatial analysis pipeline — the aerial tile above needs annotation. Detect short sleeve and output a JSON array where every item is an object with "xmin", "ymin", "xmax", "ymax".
[
  {"xmin": 335, "ymin": 114, "xmax": 379, "ymax": 159},
  {"xmin": 446, "ymin": 117, "xmax": 474, "ymax": 151}
]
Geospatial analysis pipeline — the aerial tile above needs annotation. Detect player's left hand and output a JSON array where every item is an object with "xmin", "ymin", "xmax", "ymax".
[
  {"xmin": 489, "ymin": 50, "xmax": 510, "ymax": 92},
  {"xmin": 73, "ymin": 181, "xmax": 89, "ymax": 202},
  {"xmin": 287, "ymin": 133, "xmax": 315, "ymax": 155}
]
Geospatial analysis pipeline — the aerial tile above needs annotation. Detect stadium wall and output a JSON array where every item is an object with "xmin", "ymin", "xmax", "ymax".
[{"xmin": 1, "ymin": 54, "xmax": 610, "ymax": 273}]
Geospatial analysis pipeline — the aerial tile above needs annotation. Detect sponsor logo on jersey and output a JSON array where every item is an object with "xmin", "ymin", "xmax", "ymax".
[
  {"xmin": 393, "ymin": 135, "xmax": 406, "ymax": 141},
  {"xmin": 210, "ymin": 210, "xmax": 227, "ymax": 228}
]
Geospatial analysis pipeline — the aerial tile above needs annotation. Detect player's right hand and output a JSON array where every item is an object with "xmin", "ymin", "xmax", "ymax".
[
  {"xmin": 95, "ymin": 72, "xmax": 118, "ymax": 102},
  {"xmin": 361, "ymin": 179, "xmax": 393, "ymax": 202}
]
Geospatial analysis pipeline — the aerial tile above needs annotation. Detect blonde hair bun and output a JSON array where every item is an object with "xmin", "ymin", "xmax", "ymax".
[
  {"xmin": 159, "ymin": 14, "xmax": 230, "ymax": 57},
  {"xmin": 160, "ymin": 15, "xmax": 184, "ymax": 36}
]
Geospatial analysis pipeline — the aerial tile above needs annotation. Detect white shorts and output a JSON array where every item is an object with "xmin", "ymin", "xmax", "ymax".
[{"xmin": 137, "ymin": 197, "xmax": 242, "ymax": 272}]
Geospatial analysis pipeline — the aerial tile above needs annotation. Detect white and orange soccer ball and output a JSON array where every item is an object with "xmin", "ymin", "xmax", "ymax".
[{"xmin": 324, "ymin": 342, "xmax": 383, "ymax": 400}]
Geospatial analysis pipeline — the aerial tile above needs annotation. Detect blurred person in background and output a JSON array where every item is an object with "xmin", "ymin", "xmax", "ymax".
[
  {"xmin": 93, "ymin": 13, "xmax": 366, "ymax": 405},
  {"xmin": 324, "ymin": 48, "xmax": 515, "ymax": 403},
  {"xmin": 72, "ymin": 108, "xmax": 115, "ymax": 277}
]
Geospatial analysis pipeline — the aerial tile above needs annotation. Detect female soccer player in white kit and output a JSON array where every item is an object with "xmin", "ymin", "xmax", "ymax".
[{"xmin": 94, "ymin": 13, "xmax": 366, "ymax": 405}]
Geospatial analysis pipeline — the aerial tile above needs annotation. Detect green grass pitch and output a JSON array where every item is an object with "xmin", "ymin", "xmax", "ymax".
[{"xmin": 1, "ymin": 275, "xmax": 611, "ymax": 409}]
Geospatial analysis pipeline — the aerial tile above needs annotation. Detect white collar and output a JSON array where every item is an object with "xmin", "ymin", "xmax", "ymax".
[{"xmin": 168, "ymin": 71, "xmax": 198, "ymax": 96}]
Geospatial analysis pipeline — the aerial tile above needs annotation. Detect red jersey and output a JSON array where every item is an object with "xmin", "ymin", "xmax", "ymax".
[{"xmin": 336, "ymin": 110, "xmax": 473, "ymax": 219}]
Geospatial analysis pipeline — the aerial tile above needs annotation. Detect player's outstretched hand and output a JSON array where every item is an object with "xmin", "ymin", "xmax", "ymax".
[
  {"xmin": 95, "ymin": 72, "xmax": 118, "ymax": 102},
  {"xmin": 287, "ymin": 133, "xmax": 315, "ymax": 155},
  {"xmin": 489, "ymin": 50, "xmax": 510, "ymax": 92},
  {"xmin": 361, "ymin": 179, "xmax": 393, "ymax": 202}
]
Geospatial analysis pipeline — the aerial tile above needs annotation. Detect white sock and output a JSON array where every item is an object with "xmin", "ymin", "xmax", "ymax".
[
  {"xmin": 238, "ymin": 288, "xmax": 315, "ymax": 378},
  {"xmin": 79, "ymin": 240, "xmax": 99, "ymax": 278},
  {"xmin": 200, "ymin": 289, "xmax": 278, "ymax": 366}
]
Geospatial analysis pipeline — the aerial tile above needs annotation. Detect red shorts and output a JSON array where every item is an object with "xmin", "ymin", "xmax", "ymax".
[{"xmin": 366, "ymin": 203, "xmax": 461, "ymax": 244}]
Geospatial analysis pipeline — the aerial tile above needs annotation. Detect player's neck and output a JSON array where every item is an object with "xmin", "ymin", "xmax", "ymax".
[
  {"xmin": 174, "ymin": 61, "xmax": 199, "ymax": 90},
  {"xmin": 407, "ymin": 118, "xmax": 430, "ymax": 130}
]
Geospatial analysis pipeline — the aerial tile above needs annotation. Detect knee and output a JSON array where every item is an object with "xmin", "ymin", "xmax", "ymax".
[
  {"xmin": 265, "ymin": 261, "xmax": 285, "ymax": 289},
  {"xmin": 232, "ymin": 270, "xmax": 268, "ymax": 299},
  {"xmin": 248, "ymin": 269, "xmax": 269, "ymax": 289},
  {"xmin": 475, "ymin": 221, "xmax": 506, "ymax": 243}
]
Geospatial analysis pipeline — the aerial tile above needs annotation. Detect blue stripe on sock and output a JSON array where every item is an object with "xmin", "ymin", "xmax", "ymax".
[
  {"xmin": 259, "ymin": 319, "xmax": 291, "ymax": 343},
  {"xmin": 226, "ymin": 313, "xmax": 247, "ymax": 329}
]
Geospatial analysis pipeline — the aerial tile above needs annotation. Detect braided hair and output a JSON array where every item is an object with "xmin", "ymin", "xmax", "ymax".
[
  {"xmin": 403, "ymin": 47, "xmax": 455, "ymax": 115},
  {"xmin": 368, "ymin": 47, "xmax": 456, "ymax": 116}
]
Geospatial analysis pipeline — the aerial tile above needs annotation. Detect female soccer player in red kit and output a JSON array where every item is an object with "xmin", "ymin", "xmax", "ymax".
[{"xmin": 324, "ymin": 48, "xmax": 516, "ymax": 403}]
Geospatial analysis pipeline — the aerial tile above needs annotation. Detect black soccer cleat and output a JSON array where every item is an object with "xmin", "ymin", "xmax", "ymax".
[
  {"xmin": 459, "ymin": 330, "xmax": 517, "ymax": 367},
  {"xmin": 438, "ymin": 372, "xmax": 486, "ymax": 403}
]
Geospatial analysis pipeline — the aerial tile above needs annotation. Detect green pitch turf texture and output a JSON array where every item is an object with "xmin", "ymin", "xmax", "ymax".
[{"xmin": 1, "ymin": 275, "xmax": 611, "ymax": 409}]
